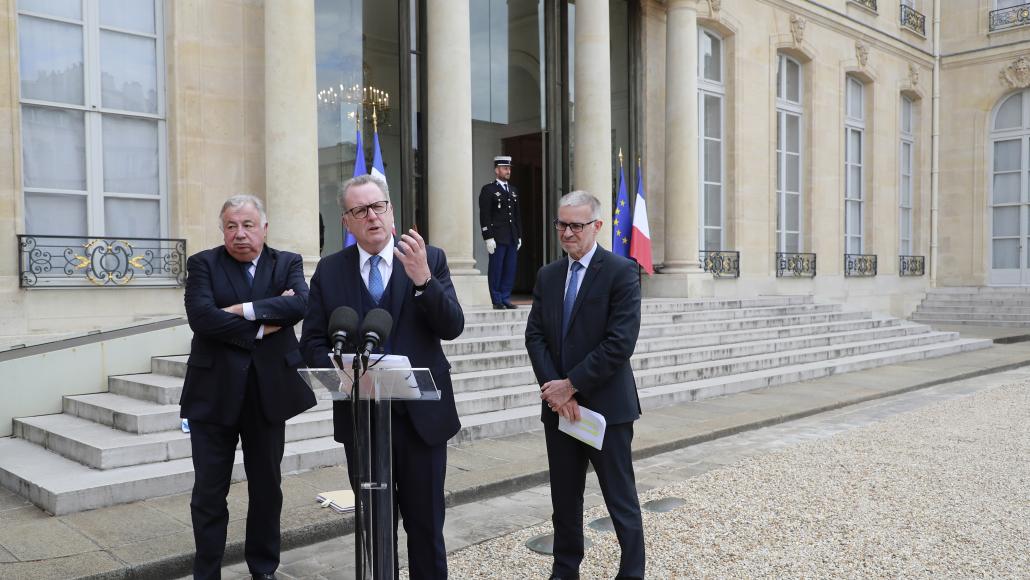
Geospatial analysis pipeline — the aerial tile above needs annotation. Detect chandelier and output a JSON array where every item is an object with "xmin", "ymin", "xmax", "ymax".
[{"xmin": 317, "ymin": 78, "xmax": 391, "ymax": 128}]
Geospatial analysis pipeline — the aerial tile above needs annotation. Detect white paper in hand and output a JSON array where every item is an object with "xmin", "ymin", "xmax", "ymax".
[{"xmin": 558, "ymin": 406, "xmax": 606, "ymax": 450}]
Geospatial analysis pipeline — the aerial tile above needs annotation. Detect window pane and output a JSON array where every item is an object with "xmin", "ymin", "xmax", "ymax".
[
  {"xmin": 848, "ymin": 78, "xmax": 863, "ymax": 120},
  {"xmin": 995, "ymin": 93, "xmax": 1022, "ymax": 130},
  {"xmin": 18, "ymin": 15, "xmax": 84, "ymax": 105},
  {"xmin": 901, "ymin": 98, "xmax": 912, "ymax": 134},
  {"xmin": 704, "ymin": 184, "xmax": 721, "ymax": 227},
  {"xmin": 847, "ymin": 200, "xmax": 862, "ymax": 237},
  {"xmin": 993, "ymin": 239, "xmax": 1019, "ymax": 268},
  {"xmin": 901, "ymin": 142, "xmax": 912, "ymax": 174},
  {"xmin": 992, "ymin": 173, "xmax": 1020, "ymax": 204},
  {"xmin": 786, "ymin": 153, "xmax": 800, "ymax": 192},
  {"xmin": 105, "ymin": 197, "xmax": 160, "ymax": 238},
  {"xmin": 994, "ymin": 206, "xmax": 1020, "ymax": 237},
  {"xmin": 703, "ymin": 94, "xmax": 721, "ymax": 138},
  {"xmin": 994, "ymin": 139, "xmax": 1021, "ymax": 172},
  {"xmin": 21, "ymin": 105, "xmax": 86, "ymax": 190},
  {"xmin": 900, "ymin": 208, "xmax": 911, "ymax": 239},
  {"xmin": 103, "ymin": 116, "xmax": 159, "ymax": 194},
  {"xmin": 701, "ymin": 32, "xmax": 721, "ymax": 83},
  {"xmin": 786, "ymin": 192, "xmax": 799, "ymax": 231},
  {"xmin": 848, "ymin": 130, "xmax": 862, "ymax": 164},
  {"xmin": 848, "ymin": 166, "xmax": 862, "ymax": 199},
  {"xmin": 99, "ymin": 0, "xmax": 155, "ymax": 34},
  {"xmin": 786, "ymin": 114, "xmax": 799, "ymax": 153},
  {"xmin": 901, "ymin": 175, "xmax": 912, "ymax": 204},
  {"xmin": 786, "ymin": 233, "xmax": 800, "ymax": 253},
  {"xmin": 100, "ymin": 30, "xmax": 158, "ymax": 113},
  {"xmin": 704, "ymin": 138, "xmax": 721, "ymax": 182},
  {"xmin": 847, "ymin": 235, "xmax": 862, "ymax": 254},
  {"xmin": 786, "ymin": 59, "xmax": 800, "ymax": 103},
  {"xmin": 704, "ymin": 228, "xmax": 721, "ymax": 251},
  {"xmin": 18, "ymin": 0, "xmax": 81, "ymax": 19},
  {"xmin": 25, "ymin": 191, "xmax": 86, "ymax": 235},
  {"xmin": 776, "ymin": 56, "xmax": 784, "ymax": 100}
]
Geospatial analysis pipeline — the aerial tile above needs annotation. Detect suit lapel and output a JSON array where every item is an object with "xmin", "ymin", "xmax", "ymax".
[
  {"xmin": 251, "ymin": 246, "xmax": 274, "ymax": 299},
  {"xmin": 219, "ymin": 248, "xmax": 252, "ymax": 302},
  {"xmin": 387, "ymin": 247, "xmax": 410, "ymax": 336},
  {"xmin": 568, "ymin": 247, "xmax": 606, "ymax": 331},
  {"xmin": 341, "ymin": 246, "xmax": 361, "ymax": 308}
]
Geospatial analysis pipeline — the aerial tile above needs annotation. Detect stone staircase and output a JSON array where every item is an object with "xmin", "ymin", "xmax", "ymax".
[
  {"xmin": 0, "ymin": 295, "xmax": 991, "ymax": 515},
  {"xmin": 910, "ymin": 287, "xmax": 1030, "ymax": 327}
]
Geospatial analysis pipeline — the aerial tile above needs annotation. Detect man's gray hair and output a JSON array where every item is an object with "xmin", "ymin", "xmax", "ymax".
[
  {"xmin": 338, "ymin": 173, "xmax": 390, "ymax": 211},
  {"xmin": 559, "ymin": 190, "xmax": 602, "ymax": 221},
  {"xmin": 219, "ymin": 194, "xmax": 267, "ymax": 228}
]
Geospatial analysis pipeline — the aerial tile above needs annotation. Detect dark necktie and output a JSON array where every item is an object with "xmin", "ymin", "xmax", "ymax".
[
  {"xmin": 562, "ymin": 261, "xmax": 583, "ymax": 338},
  {"xmin": 242, "ymin": 261, "xmax": 254, "ymax": 287}
]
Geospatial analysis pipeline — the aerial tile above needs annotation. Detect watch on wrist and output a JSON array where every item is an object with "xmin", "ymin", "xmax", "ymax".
[{"xmin": 413, "ymin": 275, "xmax": 432, "ymax": 292}]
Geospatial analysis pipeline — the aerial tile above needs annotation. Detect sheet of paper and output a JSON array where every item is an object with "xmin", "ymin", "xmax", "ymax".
[{"xmin": 558, "ymin": 406, "xmax": 606, "ymax": 450}]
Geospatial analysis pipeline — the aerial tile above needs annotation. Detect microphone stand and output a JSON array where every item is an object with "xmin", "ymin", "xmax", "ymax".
[{"xmin": 338, "ymin": 349, "xmax": 367, "ymax": 580}]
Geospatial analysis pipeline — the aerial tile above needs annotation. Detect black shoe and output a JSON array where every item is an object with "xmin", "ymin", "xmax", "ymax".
[
  {"xmin": 548, "ymin": 575, "xmax": 579, "ymax": 580},
  {"xmin": 492, "ymin": 303, "xmax": 506, "ymax": 310},
  {"xmin": 252, "ymin": 574, "xmax": 277, "ymax": 580},
  {"xmin": 503, "ymin": 301, "xmax": 518, "ymax": 309}
]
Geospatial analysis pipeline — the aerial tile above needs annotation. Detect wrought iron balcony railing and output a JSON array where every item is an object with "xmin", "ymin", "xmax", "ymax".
[
  {"xmin": 900, "ymin": 4, "xmax": 926, "ymax": 35},
  {"xmin": 844, "ymin": 253, "xmax": 878, "ymax": 277},
  {"xmin": 990, "ymin": 2, "xmax": 1030, "ymax": 31},
  {"xmin": 899, "ymin": 255, "xmax": 926, "ymax": 277},
  {"xmin": 849, "ymin": 0, "xmax": 878, "ymax": 12},
  {"xmin": 776, "ymin": 252, "xmax": 817, "ymax": 278},
  {"xmin": 18, "ymin": 235, "xmax": 186, "ymax": 288},
  {"xmin": 700, "ymin": 250, "xmax": 740, "ymax": 279}
]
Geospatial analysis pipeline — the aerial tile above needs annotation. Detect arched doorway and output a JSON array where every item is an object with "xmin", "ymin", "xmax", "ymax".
[{"xmin": 989, "ymin": 90, "xmax": 1030, "ymax": 285}]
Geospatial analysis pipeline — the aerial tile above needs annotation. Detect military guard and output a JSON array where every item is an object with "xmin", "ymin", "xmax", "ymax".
[{"xmin": 479, "ymin": 155, "xmax": 522, "ymax": 309}]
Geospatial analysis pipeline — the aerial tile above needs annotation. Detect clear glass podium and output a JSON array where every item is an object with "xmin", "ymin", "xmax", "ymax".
[{"xmin": 298, "ymin": 359, "xmax": 440, "ymax": 580}]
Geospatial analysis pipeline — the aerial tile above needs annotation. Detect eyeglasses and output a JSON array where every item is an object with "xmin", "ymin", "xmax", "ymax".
[
  {"xmin": 344, "ymin": 201, "xmax": 390, "ymax": 220},
  {"xmin": 553, "ymin": 219, "xmax": 597, "ymax": 233}
]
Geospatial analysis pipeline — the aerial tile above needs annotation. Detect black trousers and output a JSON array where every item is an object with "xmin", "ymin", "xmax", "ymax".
[
  {"xmin": 188, "ymin": 371, "xmax": 286, "ymax": 579},
  {"xmin": 544, "ymin": 420, "xmax": 645, "ymax": 579},
  {"xmin": 341, "ymin": 408, "xmax": 448, "ymax": 580}
]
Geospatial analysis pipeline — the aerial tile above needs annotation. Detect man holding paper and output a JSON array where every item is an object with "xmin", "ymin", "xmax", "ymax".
[{"xmin": 525, "ymin": 191, "xmax": 645, "ymax": 580}]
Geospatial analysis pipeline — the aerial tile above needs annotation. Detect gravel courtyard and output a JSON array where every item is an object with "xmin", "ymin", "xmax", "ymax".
[{"xmin": 445, "ymin": 380, "xmax": 1030, "ymax": 579}]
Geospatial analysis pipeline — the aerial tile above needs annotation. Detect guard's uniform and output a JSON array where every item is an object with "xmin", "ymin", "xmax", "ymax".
[{"xmin": 479, "ymin": 157, "xmax": 522, "ymax": 307}]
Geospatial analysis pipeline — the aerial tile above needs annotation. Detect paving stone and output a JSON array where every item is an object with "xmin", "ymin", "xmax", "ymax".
[
  {"xmin": 293, "ymin": 465, "xmax": 349, "ymax": 493},
  {"xmin": 62, "ymin": 502, "xmax": 188, "ymax": 548},
  {"xmin": 0, "ymin": 505, "xmax": 48, "ymax": 524},
  {"xmin": 0, "ymin": 544, "xmax": 15, "ymax": 563},
  {"xmin": 0, "ymin": 519, "xmax": 99, "ymax": 560},
  {"xmin": 0, "ymin": 550, "xmax": 123, "ymax": 580},
  {"xmin": 143, "ymin": 491, "xmax": 193, "ymax": 525},
  {"xmin": 108, "ymin": 528, "xmax": 196, "ymax": 567},
  {"xmin": 0, "ymin": 488, "xmax": 29, "ymax": 512}
]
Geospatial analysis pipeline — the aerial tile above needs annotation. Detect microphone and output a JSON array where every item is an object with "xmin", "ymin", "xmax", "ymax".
[
  {"xmin": 358, "ymin": 308, "xmax": 393, "ymax": 360},
  {"xmin": 328, "ymin": 306, "xmax": 359, "ymax": 360}
]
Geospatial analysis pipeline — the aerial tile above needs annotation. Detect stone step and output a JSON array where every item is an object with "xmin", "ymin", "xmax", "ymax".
[
  {"xmin": 441, "ymin": 316, "xmax": 901, "ymax": 358},
  {"xmin": 449, "ymin": 329, "xmax": 955, "ymax": 395},
  {"xmin": 108, "ymin": 372, "xmax": 183, "ymax": 404},
  {"xmin": 911, "ymin": 311, "xmax": 1030, "ymax": 322},
  {"xmin": 13, "ymin": 407, "xmax": 335, "ymax": 470},
  {"xmin": 915, "ymin": 304, "xmax": 1030, "ymax": 314},
  {"xmin": 918, "ymin": 297, "xmax": 1030, "ymax": 307},
  {"xmin": 926, "ymin": 286, "xmax": 1030, "ymax": 296},
  {"xmin": 909, "ymin": 316, "xmax": 1030, "ymax": 328},
  {"xmin": 450, "ymin": 337, "xmax": 991, "ymax": 444},
  {"xmin": 458, "ymin": 303, "xmax": 842, "ymax": 338},
  {"xmin": 446, "ymin": 322, "xmax": 929, "ymax": 375},
  {"xmin": 0, "ymin": 435, "xmax": 344, "ymax": 516}
]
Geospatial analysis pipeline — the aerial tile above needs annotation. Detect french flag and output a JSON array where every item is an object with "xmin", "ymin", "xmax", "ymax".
[{"xmin": 629, "ymin": 162, "xmax": 654, "ymax": 275}]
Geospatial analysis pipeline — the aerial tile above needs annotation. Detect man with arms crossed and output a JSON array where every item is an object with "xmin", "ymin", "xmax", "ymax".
[
  {"xmin": 525, "ymin": 191, "xmax": 645, "ymax": 580},
  {"xmin": 181, "ymin": 194, "xmax": 316, "ymax": 580},
  {"xmin": 300, "ymin": 174, "xmax": 464, "ymax": 579}
]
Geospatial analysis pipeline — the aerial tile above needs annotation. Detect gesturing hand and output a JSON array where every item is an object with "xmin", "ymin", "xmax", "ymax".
[{"xmin": 394, "ymin": 229, "xmax": 432, "ymax": 285}]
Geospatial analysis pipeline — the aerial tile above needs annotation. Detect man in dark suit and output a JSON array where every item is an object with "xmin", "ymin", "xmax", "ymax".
[
  {"xmin": 478, "ymin": 155, "xmax": 522, "ymax": 309},
  {"xmin": 525, "ymin": 191, "xmax": 645, "ymax": 580},
  {"xmin": 299, "ymin": 173, "xmax": 464, "ymax": 579},
  {"xmin": 181, "ymin": 194, "xmax": 316, "ymax": 580}
]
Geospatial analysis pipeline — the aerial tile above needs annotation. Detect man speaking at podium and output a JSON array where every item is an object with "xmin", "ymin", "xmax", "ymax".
[{"xmin": 300, "ymin": 174, "xmax": 464, "ymax": 579}]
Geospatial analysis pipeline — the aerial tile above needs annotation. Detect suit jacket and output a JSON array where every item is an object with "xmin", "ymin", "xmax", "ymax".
[
  {"xmin": 525, "ymin": 246, "xmax": 642, "ymax": 428},
  {"xmin": 299, "ymin": 243, "xmax": 465, "ymax": 447},
  {"xmin": 478, "ymin": 181, "xmax": 522, "ymax": 244},
  {"xmin": 180, "ymin": 245, "xmax": 316, "ymax": 425}
]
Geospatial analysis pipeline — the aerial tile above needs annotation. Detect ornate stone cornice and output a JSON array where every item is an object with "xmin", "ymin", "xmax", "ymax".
[{"xmin": 1001, "ymin": 56, "xmax": 1030, "ymax": 89}]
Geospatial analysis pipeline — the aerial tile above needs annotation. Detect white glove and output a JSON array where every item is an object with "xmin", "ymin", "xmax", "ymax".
[
  {"xmin": 517, "ymin": 238, "xmax": 522, "ymax": 251},
  {"xmin": 485, "ymin": 238, "xmax": 497, "ymax": 254}
]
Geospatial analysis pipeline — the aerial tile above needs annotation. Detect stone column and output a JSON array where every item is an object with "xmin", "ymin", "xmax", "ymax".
[
  {"xmin": 573, "ymin": 0, "xmax": 613, "ymax": 245},
  {"xmin": 265, "ymin": 0, "xmax": 319, "ymax": 273},
  {"xmin": 426, "ymin": 0, "xmax": 488, "ymax": 303},
  {"xmin": 662, "ymin": 0, "xmax": 700, "ymax": 272}
]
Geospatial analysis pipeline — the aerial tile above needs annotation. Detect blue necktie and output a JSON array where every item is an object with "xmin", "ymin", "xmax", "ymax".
[
  {"xmin": 562, "ymin": 261, "xmax": 583, "ymax": 337},
  {"xmin": 368, "ymin": 255, "xmax": 384, "ymax": 303}
]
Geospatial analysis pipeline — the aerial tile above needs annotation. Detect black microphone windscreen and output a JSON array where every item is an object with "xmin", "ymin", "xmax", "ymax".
[
  {"xmin": 361, "ymin": 308, "xmax": 393, "ymax": 342},
  {"xmin": 328, "ymin": 306, "xmax": 359, "ymax": 336}
]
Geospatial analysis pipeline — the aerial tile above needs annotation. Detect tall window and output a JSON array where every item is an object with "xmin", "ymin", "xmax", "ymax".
[
  {"xmin": 989, "ymin": 90, "xmax": 1030, "ymax": 284},
  {"xmin": 899, "ymin": 96, "xmax": 914, "ymax": 255},
  {"xmin": 18, "ymin": 0, "xmax": 166, "ymax": 238},
  {"xmin": 699, "ymin": 28, "xmax": 723, "ymax": 251},
  {"xmin": 844, "ymin": 76, "xmax": 865, "ymax": 254},
  {"xmin": 776, "ymin": 54, "xmax": 802, "ymax": 253}
]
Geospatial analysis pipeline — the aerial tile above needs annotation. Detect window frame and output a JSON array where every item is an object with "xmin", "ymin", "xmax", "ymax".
[
  {"xmin": 17, "ymin": 0, "xmax": 168, "ymax": 238},
  {"xmin": 698, "ymin": 27, "xmax": 724, "ymax": 252},
  {"xmin": 776, "ymin": 53, "xmax": 803, "ymax": 253},
  {"xmin": 899, "ymin": 96, "xmax": 914, "ymax": 256},
  {"xmin": 844, "ymin": 75, "xmax": 865, "ymax": 255}
]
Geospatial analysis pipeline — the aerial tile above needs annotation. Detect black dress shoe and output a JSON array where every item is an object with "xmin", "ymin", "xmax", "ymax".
[
  {"xmin": 492, "ymin": 303, "xmax": 506, "ymax": 310},
  {"xmin": 252, "ymin": 574, "xmax": 277, "ymax": 580},
  {"xmin": 547, "ymin": 575, "xmax": 579, "ymax": 580},
  {"xmin": 503, "ymin": 301, "xmax": 518, "ymax": 309}
]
